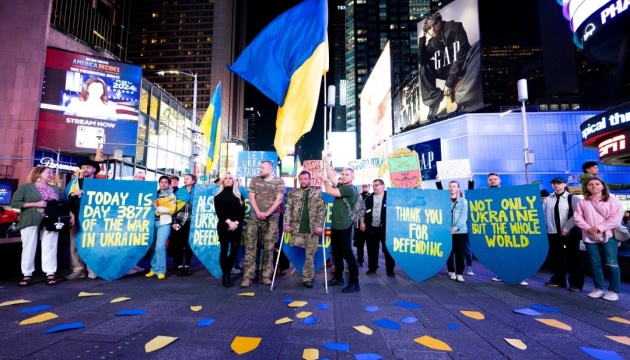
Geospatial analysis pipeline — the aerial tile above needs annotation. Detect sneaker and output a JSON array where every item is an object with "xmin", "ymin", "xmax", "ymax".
[
  {"xmin": 157, "ymin": 274, "xmax": 165, "ymax": 280},
  {"xmin": 366, "ymin": 270, "xmax": 376, "ymax": 275},
  {"xmin": 145, "ymin": 271, "xmax": 156, "ymax": 278},
  {"xmin": 65, "ymin": 271, "xmax": 85, "ymax": 280},
  {"xmin": 327, "ymin": 278, "xmax": 343, "ymax": 286},
  {"xmin": 448, "ymin": 272, "xmax": 456, "ymax": 280},
  {"xmin": 387, "ymin": 272, "xmax": 396, "ymax": 278},
  {"xmin": 568, "ymin": 287, "xmax": 581, "ymax": 292},
  {"xmin": 466, "ymin": 267, "xmax": 475, "ymax": 276},
  {"xmin": 603, "ymin": 291, "xmax": 619, "ymax": 301},
  {"xmin": 231, "ymin": 267, "xmax": 241, "ymax": 274},
  {"xmin": 519, "ymin": 281, "xmax": 528, "ymax": 286},
  {"xmin": 587, "ymin": 289, "xmax": 604, "ymax": 298},
  {"xmin": 262, "ymin": 278, "xmax": 272, "ymax": 285},
  {"xmin": 456, "ymin": 275, "xmax": 465, "ymax": 282},
  {"xmin": 126, "ymin": 268, "xmax": 138, "ymax": 275},
  {"xmin": 183, "ymin": 266, "xmax": 192, "ymax": 276},
  {"xmin": 303, "ymin": 280, "xmax": 313, "ymax": 288},
  {"xmin": 133, "ymin": 265, "xmax": 144, "ymax": 272},
  {"xmin": 176, "ymin": 266, "xmax": 184, "ymax": 276},
  {"xmin": 545, "ymin": 282, "xmax": 561, "ymax": 288},
  {"xmin": 491, "ymin": 276, "xmax": 502, "ymax": 282},
  {"xmin": 87, "ymin": 270, "xmax": 98, "ymax": 279},
  {"xmin": 342, "ymin": 283, "xmax": 361, "ymax": 293},
  {"xmin": 240, "ymin": 278, "xmax": 251, "ymax": 288}
]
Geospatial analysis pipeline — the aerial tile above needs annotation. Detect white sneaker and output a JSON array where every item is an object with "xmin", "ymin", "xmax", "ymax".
[
  {"xmin": 231, "ymin": 267, "xmax": 241, "ymax": 274},
  {"xmin": 448, "ymin": 272, "xmax": 456, "ymax": 280},
  {"xmin": 466, "ymin": 267, "xmax": 474, "ymax": 276},
  {"xmin": 456, "ymin": 275, "xmax": 465, "ymax": 282},
  {"xmin": 87, "ymin": 270, "xmax": 98, "ymax": 279},
  {"xmin": 588, "ymin": 289, "xmax": 605, "ymax": 298},
  {"xmin": 603, "ymin": 291, "xmax": 619, "ymax": 301},
  {"xmin": 519, "ymin": 281, "xmax": 528, "ymax": 286},
  {"xmin": 491, "ymin": 276, "xmax": 502, "ymax": 282}
]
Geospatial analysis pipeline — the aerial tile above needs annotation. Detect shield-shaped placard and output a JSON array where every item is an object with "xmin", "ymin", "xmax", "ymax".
[{"xmin": 388, "ymin": 148, "xmax": 421, "ymax": 188}]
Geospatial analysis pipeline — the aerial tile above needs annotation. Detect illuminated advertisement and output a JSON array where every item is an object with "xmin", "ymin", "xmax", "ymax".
[
  {"xmin": 406, "ymin": 138, "xmax": 442, "ymax": 181},
  {"xmin": 581, "ymin": 103, "xmax": 630, "ymax": 165},
  {"xmin": 0, "ymin": 179, "xmax": 18, "ymax": 206},
  {"xmin": 37, "ymin": 47, "xmax": 142, "ymax": 156},
  {"xmin": 416, "ymin": 0, "xmax": 482, "ymax": 120},
  {"xmin": 360, "ymin": 42, "xmax": 392, "ymax": 154}
]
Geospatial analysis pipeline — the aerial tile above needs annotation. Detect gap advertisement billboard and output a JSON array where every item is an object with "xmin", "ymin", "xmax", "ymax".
[{"xmin": 37, "ymin": 47, "xmax": 142, "ymax": 156}]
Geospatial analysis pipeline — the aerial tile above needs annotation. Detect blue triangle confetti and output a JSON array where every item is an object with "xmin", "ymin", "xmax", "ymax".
[
  {"xmin": 354, "ymin": 353, "xmax": 382, "ymax": 360},
  {"xmin": 448, "ymin": 323, "xmax": 460, "ymax": 330},
  {"xmin": 324, "ymin": 342, "xmax": 350, "ymax": 351},
  {"xmin": 283, "ymin": 298, "xmax": 293, "ymax": 303},
  {"xmin": 318, "ymin": 303, "xmax": 329, "ymax": 310},
  {"xmin": 42, "ymin": 322, "xmax": 84, "ymax": 334},
  {"xmin": 394, "ymin": 301, "xmax": 422, "ymax": 309},
  {"xmin": 303, "ymin": 317, "xmax": 317, "ymax": 324},
  {"xmin": 365, "ymin": 305, "xmax": 379, "ymax": 312},
  {"xmin": 197, "ymin": 318, "xmax": 215, "ymax": 327},
  {"xmin": 579, "ymin": 346, "xmax": 623, "ymax": 360},
  {"xmin": 115, "ymin": 309, "xmax": 146, "ymax": 316},
  {"xmin": 401, "ymin": 316, "xmax": 418, "ymax": 324},
  {"xmin": 373, "ymin": 318, "xmax": 401, "ymax": 331},
  {"xmin": 20, "ymin": 305, "xmax": 52, "ymax": 313},
  {"xmin": 513, "ymin": 308, "xmax": 542, "ymax": 316},
  {"xmin": 530, "ymin": 304, "xmax": 562, "ymax": 313}
]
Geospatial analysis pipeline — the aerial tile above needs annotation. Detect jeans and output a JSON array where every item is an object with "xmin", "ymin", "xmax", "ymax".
[
  {"xmin": 548, "ymin": 233, "xmax": 584, "ymax": 290},
  {"xmin": 366, "ymin": 227, "xmax": 395, "ymax": 273},
  {"xmin": 585, "ymin": 239, "xmax": 620, "ymax": 293},
  {"xmin": 331, "ymin": 227, "xmax": 359, "ymax": 283},
  {"xmin": 447, "ymin": 233, "xmax": 467, "ymax": 275},
  {"xmin": 150, "ymin": 220, "xmax": 171, "ymax": 274}
]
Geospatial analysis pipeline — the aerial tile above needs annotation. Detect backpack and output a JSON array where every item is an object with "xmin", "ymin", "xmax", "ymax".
[{"xmin": 342, "ymin": 188, "xmax": 366, "ymax": 227}]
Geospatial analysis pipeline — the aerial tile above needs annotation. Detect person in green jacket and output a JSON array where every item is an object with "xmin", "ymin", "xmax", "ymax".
[{"xmin": 580, "ymin": 161, "xmax": 630, "ymax": 192}]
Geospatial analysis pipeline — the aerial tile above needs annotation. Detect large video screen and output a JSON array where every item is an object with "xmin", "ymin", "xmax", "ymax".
[
  {"xmin": 360, "ymin": 41, "xmax": 392, "ymax": 155},
  {"xmin": 0, "ymin": 179, "xmax": 18, "ymax": 206},
  {"xmin": 416, "ymin": 0, "xmax": 482, "ymax": 121},
  {"xmin": 37, "ymin": 47, "xmax": 142, "ymax": 156}
]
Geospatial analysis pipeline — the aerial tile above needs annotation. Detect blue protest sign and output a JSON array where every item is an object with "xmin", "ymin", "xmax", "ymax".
[
  {"xmin": 236, "ymin": 151, "xmax": 277, "ymax": 178},
  {"xmin": 78, "ymin": 179, "xmax": 155, "ymax": 281},
  {"xmin": 385, "ymin": 188, "xmax": 452, "ymax": 282},
  {"xmin": 281, "ymin": 191, "xmax": 333, "ymax": 276},
  {"xmin": 466, "ymin": 184, "xmax": 548, "ymax": 284},
  {"xmin": 190, "ymin": 185, "xmax": 251, "ymax": 277}
]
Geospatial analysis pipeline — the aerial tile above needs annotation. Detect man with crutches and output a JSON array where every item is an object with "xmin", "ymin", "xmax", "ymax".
[
  {"xmin": 241, "ymin": 161, "xmax": 286, "ymax": 288},
  {"xmin": 283, "ymin": 170, "xmax": 325, "ymax": 288}
]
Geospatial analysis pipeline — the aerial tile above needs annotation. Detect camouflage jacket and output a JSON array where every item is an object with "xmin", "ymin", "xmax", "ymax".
[{"xmin": 284, "ymin": 187, "xmax": 325, "ymax": 235}]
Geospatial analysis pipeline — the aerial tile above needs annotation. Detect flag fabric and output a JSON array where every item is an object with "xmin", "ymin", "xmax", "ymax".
[
  {"xmin": 228, "ymin": 0, "xmax": 329, "ymax": 159},
  {"xmin": 292, "ymin": 154, "xmax": 301, "ymax": 177},
  {"xmin": 199, "ymin": 83, "xmax": 222, "ymax": 172}
]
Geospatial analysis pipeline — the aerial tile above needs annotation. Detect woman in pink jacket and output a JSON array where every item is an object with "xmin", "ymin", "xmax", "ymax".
[{"xmin": 574, "ymin": 177, "xmax": 623, "ymax": 301}]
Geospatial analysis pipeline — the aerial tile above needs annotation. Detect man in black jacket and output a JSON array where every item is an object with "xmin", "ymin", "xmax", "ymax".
[
  {"xmin": 353, "ymin": 184, "xmax": 370, "ymax": 266},
  {"xmin": 360, "ymin": 179, "xmax": 395, "ymax": 277}
]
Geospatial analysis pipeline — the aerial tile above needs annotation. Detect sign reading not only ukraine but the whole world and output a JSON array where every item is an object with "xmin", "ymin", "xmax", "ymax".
[
  {"xmin": 385, "ymin": 188, "xmax": 452, "ymax": 282},
  {"xmin": 77, "ymin": 179, "xmax": 156, "ymax": 281}
]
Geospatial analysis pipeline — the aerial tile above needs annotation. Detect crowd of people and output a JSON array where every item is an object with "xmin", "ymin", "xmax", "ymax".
[{"xmin": 8, "ymin": 158, "xmax": 628, "ymax": 301}]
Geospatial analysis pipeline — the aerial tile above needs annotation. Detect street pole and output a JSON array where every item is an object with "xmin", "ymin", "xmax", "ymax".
[{"xmin": 517, "ymin": 79, "xmax": 530, "ymax": 184}]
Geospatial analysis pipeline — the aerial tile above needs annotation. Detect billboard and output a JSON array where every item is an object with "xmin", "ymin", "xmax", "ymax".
[
  {"xmin": 360, "ymin": 42, "xmax": 392, "ymax": 154},
  {"xmin": 417, "ymin": 0, "xmax": 482, "ymax": 121},
  {"xmin": 407, "ymin": 138, "xmax": 442, "ymax": 181},
  {"xmin": 37, "ymin": 47, "xmax": 142, "ymax": 156}
]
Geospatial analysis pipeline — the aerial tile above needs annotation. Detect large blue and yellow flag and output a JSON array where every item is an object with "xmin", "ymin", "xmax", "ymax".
[
  {"xmin": 199, "ymin": 83, "xmax": 222, "ymax": 172},
  {"xmin": 228, "ymin": 0, "xmax": 329, "ymax": 159}
]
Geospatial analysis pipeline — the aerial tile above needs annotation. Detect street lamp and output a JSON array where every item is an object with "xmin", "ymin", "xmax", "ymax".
[
  {"xmin": 517, "ymin": 79, "xmax": 532, "ymax": 184},
  {"xmin": 156, "ymin": 70, "xmax": 198, "ymax": 173}
]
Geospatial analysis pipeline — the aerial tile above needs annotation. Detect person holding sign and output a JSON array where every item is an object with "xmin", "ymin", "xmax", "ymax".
[
  {"xmin": 145, "ymin": 176, "xmax": 176, "ymax": 280},
  {"xmin": 172, "ymin": 174, "xmax": 198, "ymax": 277},
  {"xmin": 573, "ymin": 177, "xmax": 623, "ymax": 301},
  {"xmin": 444, "ymin": 181, "xmax": 468, "ymax": 282},
  {"xmin": 322, "ymin": 156, "xmax": 361, "ymax": 293},
  {"xmin": 11, "ymin": 166, "xmax": 74, "ymax": 286},
  {"xmin": 214, "ymin": 172, "xmax": 246, "ymax": 288},
  {"xmin": 284, "ymin": 170, "xmax": 325, "ymax": 288},
  {"xmin": 361, "ymin": 179, "xmax": 395, "ymax": 277},
  {"xmin": 543, "ymin": 177, "xmax": 583, "ymax": 292},
  {"xmin": 241, "ymin": 161, "xmax": 286, "ymax": 288}
]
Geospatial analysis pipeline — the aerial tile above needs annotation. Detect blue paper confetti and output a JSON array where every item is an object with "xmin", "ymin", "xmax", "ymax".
[
  {"xmin": 530, "ymin": 304, "xmax": 562, "ymax": 313},
  {"xmin": 303, "ymin": 317, "xmax": 317, "ymax": 324},
  {"xmin": 197, "ymin": 318, "xmax": 215, "ymax": 327},
  {"xmin": 19, "ymin": 305, "xmax": 52, "ymax": 313},
  {"xmin": 283, "ymin": 298, "xmax": 293, "ymax": 303},
  {"xmin": 394, "ymin": 301, "xmax": 422, "ymax": 309},
  {"xmin": 318, "ymin": 303, "xmax": 329, "ymax": 310},
  {"xmin": 42, "ymin": 322, "xmax": 85, "ymax": 334},
  {"xmin": 373, "ymin": 319, "xmax": 401, "ymax": 331},
  {"xmin": 365, "ymin": 306, "xmax": 379, "ymax": 312},
  {"xmin": 115, "ymin": 309, "xmax": 146, "ymax": 316},
  {"xmin": 401, "ymin": 316, "xmax": 418, "ymax": 324},
  {"xmin": 324, "ymin": 342, "xmax": 350, "ymax": 351},
  {"xmin": 513, "ymin": 308, "xmax": 542, "ymax": 316},
  {"xmin": 579, "ymin": 346, "xmax": 623, "ymax": 360},
  {"xmin": 354, "ymin": 353, "xmax": 382, "ymax": 360},
  {"xmin": 448, "ymin": 323, "xmax": 460, "ymax": 330}
]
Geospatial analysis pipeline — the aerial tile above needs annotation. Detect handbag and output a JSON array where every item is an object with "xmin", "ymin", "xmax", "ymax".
[
  {"xmin": 588, "ymin": 200, "xmax": 628, "ymax": 242},
  {"xmin": 42, "ymin": 199, "xmax": 71, "ymax": 232}
]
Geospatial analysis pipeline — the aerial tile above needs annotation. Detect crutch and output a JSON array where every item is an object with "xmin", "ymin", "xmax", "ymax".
[
  {"xmin": 270, "ymin": 230, "xmax": 285, "ymax": 292},
  {"xmin": 322, "ymin": 233, "xmax": 329, "ymax": 294}
]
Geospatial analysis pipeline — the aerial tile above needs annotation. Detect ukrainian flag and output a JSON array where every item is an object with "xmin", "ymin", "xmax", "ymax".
[
  {"xmin": 228, "ymin": 0, "xmax": 328, "ymax": 159},
  {"xmin": 199, "ymin": 83, "xmax": 222, "ymax": 172}
]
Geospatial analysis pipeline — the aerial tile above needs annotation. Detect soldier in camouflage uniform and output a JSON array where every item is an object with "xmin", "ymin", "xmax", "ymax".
[
  {"xmin": 241, "ymin": 160, "xmax": 286, "ymax": 288},
  {"xmin": 284, "ymin": 170, "xmax": 325, "ymax": 288}
]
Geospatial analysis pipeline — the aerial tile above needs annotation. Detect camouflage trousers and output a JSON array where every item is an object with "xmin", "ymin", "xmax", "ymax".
[
  {"xmin": 243, "ymin": 214, "xmax": 280, "ymax": 281},
  {"xmin": 291, "ymin": 233, "xmax": 319, "ymax": 281}
]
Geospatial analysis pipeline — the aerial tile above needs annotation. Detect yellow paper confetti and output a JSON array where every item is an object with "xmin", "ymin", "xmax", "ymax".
[
  {"xmin": 296, "ymin": 311, "xmax": 312, "ymax": 319},
  {"xmin": 110, "ymin": 297, "xmax": 131, "ymax": 303},
  {"xmin": 19, "ymin": 312, "xmax": 59, "ymax": 325},
  {"xmin": 535, "ymin": 318, "xmax": 572, "ymax": 331},
  {"xmin": 288, "ymin": 301, "xmax": 308, "ymax": 308},
  {"xmin": 238, "ymin": 292, "xmax": 255, "ymax": 297},
  {"xmin": 0, "ymin": 299, "xmax": 30, "ymax": 307},
  {"xmin": 303, "ymin": 348, "xmax": 319, "ymax": 360},
  {"xmin": 145, "ymin": 335, "xmax": 178, "ymax": 353},
  {"xmin": 190, "ymin": 305, "xmax": 202, "ymax": 312},
  {"xmin": 460, "ymin": 310, "xmax": 485, "ymax": 320},
  {"xmin": 275, "ymin": 317, "xmax": 293, "ymax": 325},
  {"xmin": 606, "ymin": 335, "xmax": 630, "ymax": 346},
  {"xmin": 608, "ymin": 317, "xmax": 630, "ymax": 325},
  {"xmin": 413, "ymin": 335, "xmax": 452, "ymax": 351},
  {"xmin": 78, "ymin": 292, "xmax": 103, "ymax": 297},
  {"xmin": 353, "ymin": 325, "xmax": 373, "ymax": 335},
  {"xmin": 505, "ymin": 338, "xmax": 527, "ymax": 350},
  {"xmin": 231, "ymin": 336, "xmax": 262, "ymax": 355}
]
